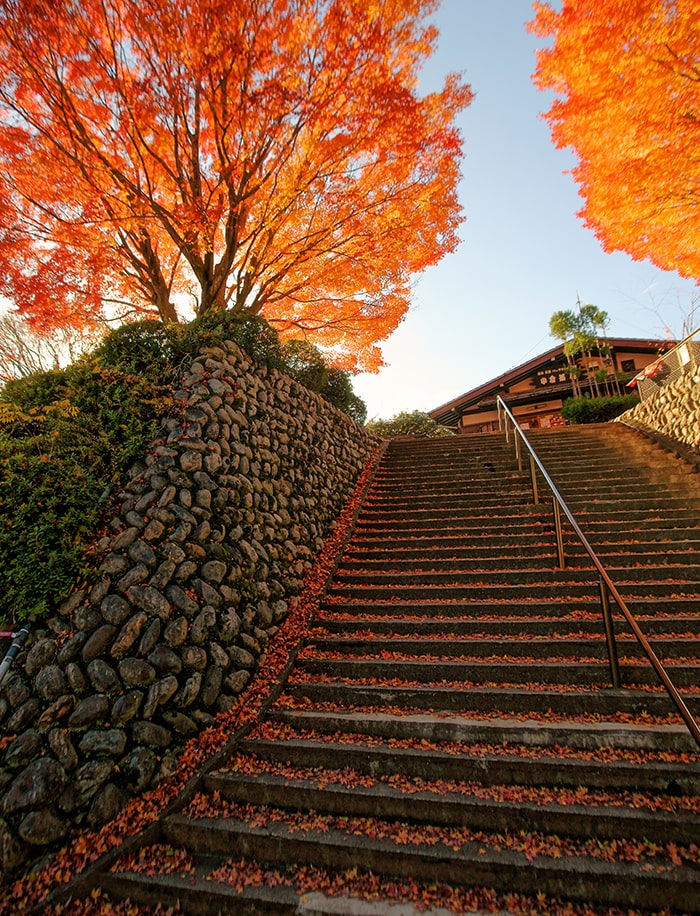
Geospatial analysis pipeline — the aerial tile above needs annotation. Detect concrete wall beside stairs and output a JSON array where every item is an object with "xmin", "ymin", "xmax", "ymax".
[{"xmin": 0, "ymin": 339, "xmax": 378, "ymax": 880}]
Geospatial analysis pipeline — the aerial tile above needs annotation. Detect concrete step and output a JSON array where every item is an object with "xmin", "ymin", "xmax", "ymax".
[
  {"xmin": 241, "ymin": 735, "xmax": 700, "ymax": 794},
  {"xmin": 296, "ymin": 657, "xmax": 700, "ymax": 688},
  {"xmin": 269, "ymin": 708, "xmax": 699, "ymax": 754},
  {"xmin": 148, "ymin": 810, "xmax": 696, "ymax": 912},
  {"xmin": 204, "ymin": 765, "xmax": 699, "ymax": 844},
  {"xmin": 319, "ymin": 596, "xmax": 700, "ymax": 619},
  {"xmin": 350, "ymin": 526, "xmax": 550, "ymax": 543},
  {"xmin": 312, "ymin": 613, "xmax": 700, "ymax": 638},
  {"xmin": 357, "ymin": 506, "xmax": 700, "ymax": 529},
  {"xmin": 283, "ymin": 681, "xmax": 700, "ymax": 719},
  {"xmin": 365, "ymin": 484, "xmax": 698, "ymax": 508},
  {"xmin": 352, "ymin": 515, "xmax": 699, "ymax": 539},
  {"xmin": 337, "ymin": 549, "xmax": 700, "ymax": 571},
  {"xmin": 359, "ymin": 493, "xmax": 538, "ymax": 513},
  {"xmin": 330, "ymin": 565, "xmax": 700, "ymax": 586},
  {"xmin": 350, "ymin": 526, "xmax": 700, "ymax": 549},
  {"xmin": 98, "ymin": 872, "xmax": 303, "ymax": 915},
  {"xmin": 356, "ymin": 504, "xmax": 546, "ymax": 523},
  {"xmin": 303, "ymin": 634, "xmax": 699, "ymax": 662},
  {"xmin": 326, "ymin": 581, "xmax": 700, "ymax": 601}
]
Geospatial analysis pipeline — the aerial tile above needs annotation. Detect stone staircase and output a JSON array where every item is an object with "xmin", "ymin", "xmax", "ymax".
[{"xmin": 86, "ymin": 425, "xmax": 700, "ymax": 914}]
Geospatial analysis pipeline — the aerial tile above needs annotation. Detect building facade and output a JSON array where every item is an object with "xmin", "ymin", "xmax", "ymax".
[{"xmin": 429, "ymin": 338, "xmax": 674, "ymax": 434}]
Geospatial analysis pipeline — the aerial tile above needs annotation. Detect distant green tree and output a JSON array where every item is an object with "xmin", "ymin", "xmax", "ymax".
[
  {"xmin": 366, "ymin": 410, "xmax": 455, "ymax": 438},
  {"xmin": 549, "ymin": 304, "xmax": 615, "ymax": 397}
]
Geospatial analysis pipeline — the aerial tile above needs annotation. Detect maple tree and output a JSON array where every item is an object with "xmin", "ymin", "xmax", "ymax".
[
  {"xmin": 0, "ymin": 0, "xmax": 471, "ymax": 370},
  {"xmin": 529, "ymin": 1, "xmax": 700, "ymax": 286}
]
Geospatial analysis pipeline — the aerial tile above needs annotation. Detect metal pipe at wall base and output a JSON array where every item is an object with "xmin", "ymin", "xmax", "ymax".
[{"xmin": 0, "ymin": 624, "xmax": 31, "ymax": 690}]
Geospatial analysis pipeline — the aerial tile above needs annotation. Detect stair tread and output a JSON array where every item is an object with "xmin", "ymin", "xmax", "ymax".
[
  {"xmin": 90, "ymin": 426, "xmax": 700, "ymax": 915},
  {"xmin": 203, "ymin": 769, "xmax": 700, "ymax": 840},
  {"xmin": 270, "ymin": 708, "xmax": 700, "ymax": 753},
  {"xmin": 161, "ymin": 809, "xmax": 700, "ymax": 891}
]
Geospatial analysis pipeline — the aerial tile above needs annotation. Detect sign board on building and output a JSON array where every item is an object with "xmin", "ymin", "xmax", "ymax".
[{"xmin": 535, "ymin": 368, "xmax": 568, "ymax": 387}]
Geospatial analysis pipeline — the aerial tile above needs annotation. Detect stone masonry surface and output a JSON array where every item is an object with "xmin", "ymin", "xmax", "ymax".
[
  {"xmin": 0, "ymin": 339, "xmax": 378, "ymax": 879},
  {"xmin": 619, "ymin": 366, "xmax": 700, "ymax": 448}
]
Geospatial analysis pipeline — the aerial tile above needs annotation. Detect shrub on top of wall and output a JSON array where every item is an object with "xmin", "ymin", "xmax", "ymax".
[
  {"xmin": 0, "ymin": 360, "xmax": 176, "ymax": 621},
  {"xmin": 561, "ymin": 394, "xmax": 640, "ymax": 425},
  {"xmin": 0, "ymin": 314, "xmax": 366, "ymax": 625}
]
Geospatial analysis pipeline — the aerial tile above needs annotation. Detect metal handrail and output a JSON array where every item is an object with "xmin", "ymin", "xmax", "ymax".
[{"xmin": 496, "ymin": 396, "xmax": 700, "ymax": 750}]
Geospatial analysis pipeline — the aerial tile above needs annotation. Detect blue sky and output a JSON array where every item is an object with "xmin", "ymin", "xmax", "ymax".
[{"xmin": 352, "ymin": 0, "xmax": 699, "ymax": 421}]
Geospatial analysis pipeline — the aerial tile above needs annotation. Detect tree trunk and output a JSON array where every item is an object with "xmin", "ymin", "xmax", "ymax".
[
  {"xmin": 135, "ymin": 232, "xmax": 179, "ymax": 324},
  {"xmin": 154, "ymin": 285, "xmax": 178, "ymax": 324}
]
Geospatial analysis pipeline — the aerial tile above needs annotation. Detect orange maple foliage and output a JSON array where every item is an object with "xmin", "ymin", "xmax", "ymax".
[
  {"xmin": 0, "ymin": 0, "xmax": 471, "ymax": 370},
  {"xmin": 529, "ymin": 0, "xmax": 700, "ymax": 285}
]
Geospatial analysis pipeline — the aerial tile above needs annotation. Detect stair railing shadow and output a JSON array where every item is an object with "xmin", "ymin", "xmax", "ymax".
[{"xmin": 496, "ymin": 395, "xmax": 700, "ymax": 750}]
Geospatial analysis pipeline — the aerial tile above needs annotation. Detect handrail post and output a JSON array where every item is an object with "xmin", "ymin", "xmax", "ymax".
[
  {"xmin": 553, "ymin": 496, "xmax": 565, "ymax": 568},
  {"xmin": 497, "ymin": 399, "xmax": 502, "ymax": 432},
  {"xmin": 514, "ymin": 430, "xmax": 522, "ymax": 472},
  {"xmin": 529, "ymin": 453, "xmax": 539, "ymax": 505},
  {"xmin": 599, "ymin": 579, "xmax": 621, "ymax": 688}
]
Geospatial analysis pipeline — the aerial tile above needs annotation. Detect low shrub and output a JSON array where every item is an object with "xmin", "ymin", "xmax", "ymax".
[
  {"xmin": 94, "ymin": 319, "xmax": 175, "ymax": 376},
  {"xmin": 561, "ymin": 394, "xmax": 640, "ymax": 424},
  {"xmin": 366, "ymin": 410, "xmax": 455, "ymax": 438},
  {"xmin": 172, "ymin": 311, "xmax": 286, "ymax": 371},
  {"xmin": 278, "ymin": 338, "xmax": 367, "ymax": 422},
  {"xmin": 2, "ymin": 368, "xmax": 69, "ymax": 410}
]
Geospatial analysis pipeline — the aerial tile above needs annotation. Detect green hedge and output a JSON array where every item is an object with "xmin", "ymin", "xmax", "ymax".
[{"xmin": 561, "ymin": 394, "xmax": 640, "ymax": 425}]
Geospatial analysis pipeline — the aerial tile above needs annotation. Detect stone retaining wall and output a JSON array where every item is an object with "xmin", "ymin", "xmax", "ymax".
[
  {"xmin": 617, "ymin": 366, "xmax": 700, "ymax": 448},
  {"xmin": 0, "ymin": 340, "xmax": 378, "ymax": 878}
]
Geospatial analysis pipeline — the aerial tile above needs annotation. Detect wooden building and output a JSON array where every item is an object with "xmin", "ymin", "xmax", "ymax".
[{"xmin": 428, "ymin": 337, "xmax": 675, "ymax": 434}]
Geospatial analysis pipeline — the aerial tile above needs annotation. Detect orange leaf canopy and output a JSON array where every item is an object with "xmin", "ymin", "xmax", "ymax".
[
  {"xmin": 530, "ymin": 0, "xmax": 700, "ymax": 286},
  {"xmin": 0, "ymin": 0, "xmax": 471, "ymax": 370}
]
